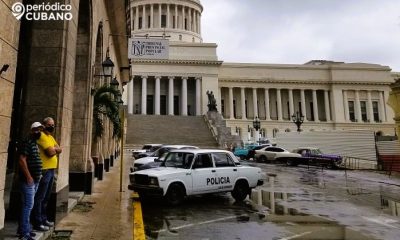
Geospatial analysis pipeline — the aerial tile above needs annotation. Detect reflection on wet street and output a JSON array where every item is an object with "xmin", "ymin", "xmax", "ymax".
[{"xmin": 141, "ymin": 164, "xmax": 400, "ymax": 240}]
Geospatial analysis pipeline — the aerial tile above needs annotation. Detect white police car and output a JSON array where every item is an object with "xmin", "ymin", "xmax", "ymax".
[{"xmin": 128, "ymin": 149, "xmax": 264, "ymax": 205}]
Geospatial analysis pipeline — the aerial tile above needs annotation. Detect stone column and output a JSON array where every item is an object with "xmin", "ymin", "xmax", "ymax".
[
  {"xmin": 301, "ymin": 89, "xmax": 307, "ymax": 121},
  {"xmin": 197, "ymin": 11, "xmax": 200, "ymax": 33},
  {"xmin": 128, "ymin": 79, "xmax": 134, "ymax": 114},
  {"xmin": 288, "ymin": 89, "xmax": 294, "ymax": 117},
  {"xmin": 168, "ymin": 76, "xmax": 174, "ymax": 115},
  {"xmin": 218, "ymin": 87, "xmax": 222, "ymax": 115},
  {"xmin": 175, "ymin": 5, "xmax": 178, "ymax": 29},
  {"xmin": 379, "ymin": 91, "xmax": 386, "ymax": 122},
  {"xmin": 150, "ymin": 4, "xmax": 154, "ymax": 28},
  {"xmin": 355, "ymin": 90, "xmax": 361, "ymax": 122},
  {"xmin": 193, "ymin": 10, "xmax": 197, "ymax": 33},
  {"xmin": 130, "ymin": 6, "xmax": 134, "ymax": 32},
  {"xmin": 196, "ymin": 77, "xmax": 201, "ymax": 116},
  {"xmin": 277, "ymin": 89, "xmax": 283, "ymax": 121},
  {"xmin": 312, "ymin": 90, "xmax": 319, "ymax": 122},
  {"xmin": 198, "ymin": 11, "xmax": 201, "ymax": 34},
  {"xmin": 182, "ymin": 5, "xmax": 185, "ymax": 29},
  {"xmin": 343, "ymin": 90, "xmax": 349, "ymax": 121},
  {"xmin": 241, "ymin": 87, "xmax": 246, "ymax": 120},
  {"xmin": 229, "ymin": 87, "xmax": 234, "ymax": 119},
  {"xmin": 155, "ymin": 76, "xmax": 161, "ymax": 115},
  {"xmin": 167, "ymin": 4, "xmax": 170, "ymax": 28},
  {"xmin": 143, "ymin": 5, "xmax": 147, "ymax": 29},
  {"xmin": 265, "ymin": 88, "xmax": 270, "ymax": 120},
  {"xmin": 141, "ymin": 76, "xmax": 147, "ymax": 115},
  {"xmin": 253, "ymin": 88, "xmax": 258, "ymax": 118},
  {"xmin": 159, "ymin": 4, "xmax": 162, "ymax": 28},
  {"xmin": 188, "ymin": 8, "xmax": 192, "ymax": 31},
  {"xmin": 324, "ymin": 90, "xmax": 331, "ymax": 121},
  {"xmin": 135, "ymin": 6, "xmax": 139, "ymax": 30},
  {"xmin": 182, "ymin": 77, "xmax": 188, "ymax": 116},
  {"xmin": 367, "ymin": 90, "xmax": 373, "ymax": 122}
]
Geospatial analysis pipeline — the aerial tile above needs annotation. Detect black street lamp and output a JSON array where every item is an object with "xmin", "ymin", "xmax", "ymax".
[
  {"xmin": 252, "ymin": 116, "xmax": 261, "ymax": 131},
  {"xmin": 292, "ymin": 111, "xmax": 304, "ymax": 132},
  {"xmin": 102, "ymin": 49, "xmax": 114, "ymax": 78},
  {"xmin": 253, "ymin": 116, "xmax": 261, "ymax": 143},
  {"xmin": 235, "ymin": 126, "xmax": 240, "ymax": 135}
]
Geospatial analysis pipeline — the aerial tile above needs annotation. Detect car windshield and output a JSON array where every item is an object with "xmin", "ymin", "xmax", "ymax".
[
  {"xmin": 163, "ymin": 152, "xmax": 194, "ymax": 168},
  {"xmin": 311, "ymin": 149, "xmax": 323, "ymax": 154},
  {"xmin": 150, "ymin": 147, "xmax": 171, "ymax": 157}
]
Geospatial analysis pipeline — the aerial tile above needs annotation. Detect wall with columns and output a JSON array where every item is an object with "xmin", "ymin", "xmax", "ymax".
[
  {"xmin": 130, "ymin": 0, "xmax": 203, "ymax": 43},
  {"xmin": 219, "ymin": 62, "xmax": 396, "ymax": 137}
]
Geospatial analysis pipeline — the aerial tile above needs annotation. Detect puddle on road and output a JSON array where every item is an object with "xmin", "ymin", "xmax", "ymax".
[{"xmin": 250, "ymin": 175, "xmax": 400, "ymax": 240}]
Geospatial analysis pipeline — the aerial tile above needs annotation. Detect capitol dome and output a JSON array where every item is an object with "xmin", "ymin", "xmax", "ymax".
[{"xmin": 129, "ymin": 0, "xmax": 203, "ymax": 43}]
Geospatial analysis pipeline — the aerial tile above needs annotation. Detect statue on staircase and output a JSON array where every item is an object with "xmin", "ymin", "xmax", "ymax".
[{"xmin": 206, "ymin": 90, "xmax": 218, "ymax": 112}]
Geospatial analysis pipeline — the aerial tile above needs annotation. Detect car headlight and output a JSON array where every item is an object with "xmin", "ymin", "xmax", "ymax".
[{"xmin": 149, "ymin": 177, "xmax": 159, "ymax": 186}]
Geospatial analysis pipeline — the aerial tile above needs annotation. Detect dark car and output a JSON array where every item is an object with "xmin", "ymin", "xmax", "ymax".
[{"xmin": 291, "ymin": 147, "xmax": 343, "ymax": 169}]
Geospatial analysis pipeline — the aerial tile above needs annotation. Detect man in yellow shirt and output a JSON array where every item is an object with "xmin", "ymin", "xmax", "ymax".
[{"xmin": 32, "ymin": 117, "xmax": 62, "ymax": 231}]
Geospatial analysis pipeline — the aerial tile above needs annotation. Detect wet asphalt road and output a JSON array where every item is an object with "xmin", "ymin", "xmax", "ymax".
[{"xmin": 140, "ymin": 162, "xmax": 400, "ymax": 240}]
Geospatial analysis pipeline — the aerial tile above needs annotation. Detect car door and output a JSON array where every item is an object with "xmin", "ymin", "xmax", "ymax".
[
  {"xmin": 191, "ymin": 153, "xmax": 217, "ymax": 194},
  {"xmin": 211, "ymin": 152, "xmax": 238, "ymax": 192},
  {"xmin": 263, "ymin": 147, "xmax": 277, "ymax": 160}
]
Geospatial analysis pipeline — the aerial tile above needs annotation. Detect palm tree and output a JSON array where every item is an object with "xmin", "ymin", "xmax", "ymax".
[{"xmin": 92, "ymin": 84, "xmax": 122, "ymax": 139}]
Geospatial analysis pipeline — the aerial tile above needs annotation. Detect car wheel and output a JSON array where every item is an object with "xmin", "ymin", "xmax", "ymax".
[
  {"xmin": 231, "ymin": 181, "xmax": 249, "ymax": 202},
  {"xmin": 326, "ymin": 163, "xmax": 335, "ymax": 169},
  {"xmin": 259, "ymin": 155, "xmax": 267, "ymax": 162},
  {"xmin": 286, "ymin": 158, "xmax": 297, "ymax": 166},
  {"xmin": 165, "ymin": 183, "xmax": 185, "ymax": 206}
]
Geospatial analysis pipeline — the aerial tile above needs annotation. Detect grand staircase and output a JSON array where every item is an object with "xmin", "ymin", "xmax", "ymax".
[{"xmin": 126, "ymin": 115, "xmax": 219, "ymax": 148}]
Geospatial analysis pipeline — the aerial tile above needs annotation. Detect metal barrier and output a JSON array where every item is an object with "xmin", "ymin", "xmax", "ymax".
[{"xmin": 342, "ymin": 156, "xmax": 377, "ymax": 170}]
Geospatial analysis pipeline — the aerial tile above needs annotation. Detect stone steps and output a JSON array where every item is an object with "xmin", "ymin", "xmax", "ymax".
[{"xmin": 126, "ymin": 115, "xmax": 219, "ymax": 148}]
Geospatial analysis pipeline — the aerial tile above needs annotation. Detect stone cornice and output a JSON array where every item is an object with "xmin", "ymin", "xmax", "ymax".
[
  {"xmin": 222, "ymin": 62, "xmax": 391, "ymax": 71},
  {"xmin": 132, "ymin": 59, "xmax": 223, "ymax": 66},
  {"xmin": 218, "ymin": 78, "xmax": 393, "ymax": 86}
]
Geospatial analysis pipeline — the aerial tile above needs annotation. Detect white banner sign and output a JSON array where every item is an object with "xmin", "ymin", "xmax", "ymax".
[{"xmin": 128, "ymin": 38, "xmax": 169, "ymax": 59}]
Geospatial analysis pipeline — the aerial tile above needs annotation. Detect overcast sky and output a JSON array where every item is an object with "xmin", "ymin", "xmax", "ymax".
[{"xmin": 201, "ymin": 0, "xmax": 400, "ymax": 71}]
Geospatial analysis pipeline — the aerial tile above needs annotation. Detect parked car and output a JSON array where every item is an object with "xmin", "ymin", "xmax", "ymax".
[
  {"xmin": 128, "ymin": 149, "xmax": 264, "ymax": 205},
  {"xmin": 132, "ymin": 144, "xmax": 162, "ymax": 159},
  {"xmin": 247, "ymin": 143, "xmax": 273, "ymax": 160},
  {"xmin": 291, "ymin": 147, "xmax": 343, "ymax": 168},
  {"xmin": 255, "ymin": 146, "xmax": 301, "ymax": 162},
  {"xmin": 234, "ymin": 144, "xmax": 259, "ymax": 160},
  {"xmin": 132, "ymin": 145, "xmax": 199, "ymax": 172}
]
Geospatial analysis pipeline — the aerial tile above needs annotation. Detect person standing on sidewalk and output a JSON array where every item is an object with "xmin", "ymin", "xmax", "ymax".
[
  {"xmin": 32, "ymin": 117, "xmax": 62, "ymax": 231},
  {"xmin": 17, "ymin": 122, "xmax": 43, "ymax": 240}
]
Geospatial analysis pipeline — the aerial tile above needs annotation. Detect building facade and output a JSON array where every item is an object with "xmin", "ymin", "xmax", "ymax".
[
  {"xmin": 127, "ymin": 0, "xmax": 396, "ymax": 142},
  {"xmin": 0, "ymin": 0, "xmax": 128, "ymax": 229}
]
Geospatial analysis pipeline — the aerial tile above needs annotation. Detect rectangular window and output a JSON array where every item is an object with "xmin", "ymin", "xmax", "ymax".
[
  {"xmin": 348, "ymin": 101, "xmax": 355, "ymax": 122},
  {"xmin": 245, "ymin": 100, "xmax": 248, "ymax": 118},
  {"xmin": 185, "ymin": 18, "xmax": 188, "ymax": 30},
  {"xmin": 310, "ymin": 102, "xmax": 315, "ymax": 121},
  {"xmin": 161, "ymin": 15, "xmax": 167, "ymax": 28},
  {"xmin": 148, "ymin": 16, "xmax": 151, "ymax": 28},
  {"xmin": 139, "ymin": 17, "xmax": 142, "ymax": 29},
  {"xmin": 360, "ymin": 101, "xmax": 367, "ymax": 122},
  {"xmin": 173, "ymin": 16, "xmax": 176, "ymax": 28},
  {"xmin": 373, "ymin": 101, "xmax": 380, "ymax": 122}
]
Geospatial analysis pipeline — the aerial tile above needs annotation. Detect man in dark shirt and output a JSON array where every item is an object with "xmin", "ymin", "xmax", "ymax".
[{"xmin": 17, "ymin": 122, "xmax": 43, "ymax": 240}]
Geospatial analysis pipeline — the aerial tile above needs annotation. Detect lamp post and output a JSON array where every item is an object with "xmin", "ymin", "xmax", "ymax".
[
  {"xmin": 247, "ymin": 125, "xmax": 252, "ymax": 142},
  {"xmin": 253, "ymin": 116, "xmax": 261, "ymax": 144},
  {"xmin": 235, "ymin": 126, "xmax": 240, "ymax": 136},
  {"xmin": 292, "ymin": 111, "xmax": 304, "ymax": 132},
  {"xmin": 102, "ymin": 49, "xmax": 114, "ymax": 78}
]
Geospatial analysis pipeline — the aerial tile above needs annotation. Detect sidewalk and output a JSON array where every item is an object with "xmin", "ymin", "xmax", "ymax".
[{"xmin": 55, "ymin": 153, "xmax": 133, "ymax": 240}]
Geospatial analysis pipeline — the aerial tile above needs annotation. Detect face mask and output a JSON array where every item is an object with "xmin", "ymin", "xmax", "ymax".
[
  {"xmin": 33, "ymin": 132, "xmax": 41, "ymax": 140},
  {"xmin": 45, "ymin": 126, "xmax": 54, "ymax": 133}
]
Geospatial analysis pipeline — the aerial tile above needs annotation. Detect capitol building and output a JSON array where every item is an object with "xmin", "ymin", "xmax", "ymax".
[{"xmin": 127, "ymin": 0, "xmax": 396, "ymax": 140}]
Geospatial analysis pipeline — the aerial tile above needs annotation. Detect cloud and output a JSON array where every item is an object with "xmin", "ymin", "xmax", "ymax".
[{"xmin": 201, "ymin": 0, "xmax": 400, "ymax": 71}]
